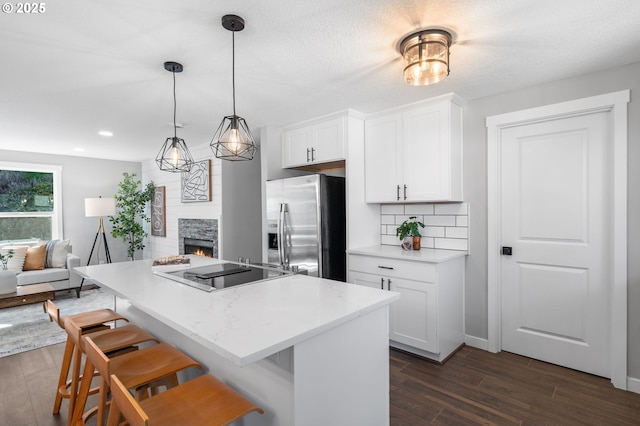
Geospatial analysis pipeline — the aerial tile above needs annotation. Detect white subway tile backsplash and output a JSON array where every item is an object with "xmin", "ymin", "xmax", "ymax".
[
  {"xmin": 445, "ymin": 227, "xmax": 468, "ymax": 239},
  {"xmin": 435, "ymin": 238, "xmax": 468, "ymax": 251},
  {"xmin": 435, "ymin": 203, "xmax": 468, "ymax": 215},
  {"xmin": 381, "ymin": 204, "xmax": 404, "ymax": 214},
  {"xmin": 381, "ymin": 235, "xmax": 399, "ymax": 245},
  {"xmin": 423, "ymin": 215, "xmax": 457, "ymax": 226},
  {"xmin": 423, "ymin": 227, "xmax": 445, "ymax": 238},
  {"xmin": 395, "ymin": 215, "xmax": 412, "ymax": 225},
  {"xmin": 380, "ymin": 202, "xmax": 469, "ymax": 252},
  {"xmin": 381, "ymin": 215, "xmax": 395, "ymax": 225},
  {"xmin": 405, "ymin": 204, "xmax": 435, "ymax": 215},
  {"xmin": 456, "ymin": 216, "xmax": 468, "ymax": 227}
]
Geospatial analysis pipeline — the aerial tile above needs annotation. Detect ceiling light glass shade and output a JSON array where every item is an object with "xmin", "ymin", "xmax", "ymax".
[
  {"xmin": 400, "ymin": 29, "xmax": 452, "ymax": 86},
  {"xmin": 210, "ymin": 115, "xmax": 257, "ymax": 161},
  {"xmin": 156, "ymin": 136, "xmax": 194, "ymax": 172}
]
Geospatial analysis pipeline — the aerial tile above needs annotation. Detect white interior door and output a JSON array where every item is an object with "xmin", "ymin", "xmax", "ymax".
[{"xmin": 500, "ymin": 111, "xmax": 611, "ymax": 377}]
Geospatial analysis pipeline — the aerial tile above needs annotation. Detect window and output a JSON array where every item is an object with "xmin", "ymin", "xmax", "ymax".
[{"xmin": 0, "ymin": 162, "xmax": 63, "ymax": 241}]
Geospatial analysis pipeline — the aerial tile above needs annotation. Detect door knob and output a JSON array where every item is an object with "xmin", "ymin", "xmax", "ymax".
[{"xmin": 502, "ymin": 246, "xmax": 513, "ymax": 255}]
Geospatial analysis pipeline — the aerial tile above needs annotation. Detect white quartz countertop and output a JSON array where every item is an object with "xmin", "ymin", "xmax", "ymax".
[
  {"xmin": 75, "ymin": 256, "xmax": 398, "ymax": 367},
  {"xmin": 347, "ymin": 245, "xmax": 467, "ymax": 263}
]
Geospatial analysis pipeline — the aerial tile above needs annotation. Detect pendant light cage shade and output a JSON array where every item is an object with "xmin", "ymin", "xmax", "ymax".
[
  {"xmin": 210, "ymin": 115, "xmax": 257, "ymax": 161},
  {"xmin": 211, "ymin": 14, "xmax": 257, "ymax": 161},
  {"xmin": 400, "ymin": 29, "xmax": 452, "ymax": 86},
  {"xmin": 156, "ymin": 136, "xmax": 194, "ymax": 172},
  {"xmin": 157, "ymin": 61, "xmax": 194, "ymax": 173}
]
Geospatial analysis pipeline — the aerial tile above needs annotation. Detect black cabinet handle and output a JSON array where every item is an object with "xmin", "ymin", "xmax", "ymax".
[
  {"xmin": 306, "ymin": 148, "xmax": 310, "ymax": 162},
  {"xmin": 404, "ymin": 184, "xmax": 407, "ymax": 200},
  {"xmin": 396, "ymin": 185, "xmax": 400, "ymax": 200},
  {"xmin": 502, "ymin": 246, "xmax": 513, "ymax": 255},
  {"xmin": 380, "ymin": 277, "xmax": 384, "ymax": 289},
  {"xmin": 377, "ymin": 266, "xmax": 394, "ymax": 270}
]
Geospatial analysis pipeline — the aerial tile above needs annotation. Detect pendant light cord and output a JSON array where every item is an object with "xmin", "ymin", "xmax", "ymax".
[
  {"xmin": 231, "ymin": 27, "xmax": 236, "ymax": 117},
  {"xmin": 172, "ymin": 70, "xmax": 178, "ymax": 139}
]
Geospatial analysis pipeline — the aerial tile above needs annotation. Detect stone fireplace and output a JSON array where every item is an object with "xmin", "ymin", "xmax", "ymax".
[{"xmin": 178, "ymin": 218, "xmax": 218, "ymax": 259}]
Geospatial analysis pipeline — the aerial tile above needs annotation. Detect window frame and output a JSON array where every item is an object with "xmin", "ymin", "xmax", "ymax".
[{"xmin": 0, "ymin": 161, "xmax": 63, "ymax": 240}]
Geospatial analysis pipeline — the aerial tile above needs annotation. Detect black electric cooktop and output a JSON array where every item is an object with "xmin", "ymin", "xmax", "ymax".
[{"xmin": 154, "ymin": 262, "xmax": 290, "ymax": 292}]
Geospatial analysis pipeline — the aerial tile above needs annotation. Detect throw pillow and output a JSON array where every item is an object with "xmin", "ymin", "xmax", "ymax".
[
  {"xmin": 0, "ymin": 245, "xmax": 28, "ymax": 273},
  {"xmin": 23, "ymin": 245, "xmax": 47, "ymax": 271},
  {"xmin": 45, "ymin": 239, "xmax": 70, "ymax": 268}
]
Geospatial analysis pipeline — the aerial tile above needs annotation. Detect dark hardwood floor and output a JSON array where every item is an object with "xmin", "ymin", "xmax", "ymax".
[
  {"xmin": 391, "ymin": 346, "xmax": 640, "ymax": 425},
  {"xmin": 2, "ymin": 343, "xmax": 639, "ymax": 425}
]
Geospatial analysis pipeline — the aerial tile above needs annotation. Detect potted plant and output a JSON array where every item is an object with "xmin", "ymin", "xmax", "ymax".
[
  {"xmin": 109, "ymin": 173, "xmax": 155, "ymax": 261},
  {"xmin": 0, "ymin": 248, "xmax": 17, "ymax": 294},
  {"xmin": 396, "ymin": 216, "xmax": 425, "ymax": 250}
]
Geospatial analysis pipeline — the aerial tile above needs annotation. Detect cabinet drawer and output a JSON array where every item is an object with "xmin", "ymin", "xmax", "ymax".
[{"xmin": 348, "ymin": 254, "xmax": 436, "ymax": 282}]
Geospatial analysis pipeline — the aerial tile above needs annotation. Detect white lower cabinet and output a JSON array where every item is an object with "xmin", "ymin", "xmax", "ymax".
[{"xmin": 348, "ymin": 253, "xmax": 464, "ymax": 362}]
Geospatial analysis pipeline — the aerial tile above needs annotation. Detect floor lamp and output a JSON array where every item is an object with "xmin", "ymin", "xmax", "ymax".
[{"xmin": 77, "ymin": 196, "xmax": 116, "ymax": 297}]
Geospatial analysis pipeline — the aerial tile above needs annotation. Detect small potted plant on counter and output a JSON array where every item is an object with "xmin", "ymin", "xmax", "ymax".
[{"xmin": 396, "ymin": 216, "xmax": 425, "ymax": 250}]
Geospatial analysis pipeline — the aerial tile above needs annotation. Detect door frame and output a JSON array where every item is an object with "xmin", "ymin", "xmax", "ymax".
[{"xmin": 486, "ymin": 90, "xmax": 630, "ymax": 389}]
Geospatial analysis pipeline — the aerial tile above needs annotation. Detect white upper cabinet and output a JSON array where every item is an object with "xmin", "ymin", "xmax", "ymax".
[
  {"xmin": 282, "ymin": 116, "xmax": 345, "ymax": 168},
  {"xmin": 364, "ymin": 93, "xmax": 464, "ymax": 203}
]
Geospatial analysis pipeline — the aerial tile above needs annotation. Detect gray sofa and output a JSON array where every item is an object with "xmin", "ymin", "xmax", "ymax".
[
  {"xmin": 17, "ymin": 250, "xmax": 81, "ymax": 291},
  {"xmin": 0, "ymin": 241, "xmax": 81, "ymax": 292}
]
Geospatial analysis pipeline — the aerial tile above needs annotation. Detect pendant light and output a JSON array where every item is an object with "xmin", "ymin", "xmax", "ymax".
[
  {"xmin": 210, "ymin": 14, "xmax": 257, "ymax": 161},
  {"xmin": 156, "ymin": 61, "xmax": 194, "ymax": 172},
  {"xmin": 399, "ymin": 29, "xmax": 452, "ymax": 86}
]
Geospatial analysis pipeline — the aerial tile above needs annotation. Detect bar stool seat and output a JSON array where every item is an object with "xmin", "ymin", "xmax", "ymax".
[
  {"xmin": 72, "ymin": 333, "xmax": 202, "ymax": 426},
  {"xmin": 47, "ymin": 299, "xmax": 128, "ymax": 416},
  {"xmin": 107, "ymin": 373, "xmax": 264, "ymax": 426}
]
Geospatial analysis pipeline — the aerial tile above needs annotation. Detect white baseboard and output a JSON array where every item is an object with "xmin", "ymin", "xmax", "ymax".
[
  {"xmin": 628, "ymin": 376, "xmax": 640, "ymax": 394},
  {"xmin": 464, "ymin": 334, "xmax": 488, "ymax": 351}
]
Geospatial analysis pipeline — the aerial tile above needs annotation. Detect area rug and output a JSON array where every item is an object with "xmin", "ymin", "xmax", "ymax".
[{"xmin": 0, "ymin": 287, "xmax": 115, "ymax": 358}]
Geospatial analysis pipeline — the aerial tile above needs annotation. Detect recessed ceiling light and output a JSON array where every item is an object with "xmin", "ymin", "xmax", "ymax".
[{"xmin": 98, "ymin": 130, "xmax": 113, "ymax": 137}]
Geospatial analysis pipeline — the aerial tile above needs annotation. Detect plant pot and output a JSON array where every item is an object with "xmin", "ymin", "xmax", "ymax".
[
  {"xmin": 412, "ymin": 236, "xmax": 421, "ymax": 250},
  {"xmin": 0, "ymin": 269, "xmax": 18, "ymax": 295},
  {"xmin": 401, "ymin": 236, "xmax": 412, "ymax": 251}
]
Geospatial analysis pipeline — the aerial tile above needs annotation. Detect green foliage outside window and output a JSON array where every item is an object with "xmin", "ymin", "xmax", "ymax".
[{"xmin": 0, "ymin": 170, "xmax": 53, "ymax": 212}]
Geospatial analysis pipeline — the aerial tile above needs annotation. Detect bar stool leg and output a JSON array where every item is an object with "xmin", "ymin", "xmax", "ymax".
[{"xmin": 52, "ymin": 337, "xmax": 74, "ymax": 414}]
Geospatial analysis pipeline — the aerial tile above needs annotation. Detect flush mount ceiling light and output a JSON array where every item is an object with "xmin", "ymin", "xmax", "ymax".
[
  {"xmin": 156, "ymin": 61, "xmax": 194, "ymax": 173},
  {"xmin": 210, "ymin": 14, "xmax": 258, "ymax": 161},
  {"xmin": 399, "ymin": 29, "xmax": 452, "ymax": 86}
]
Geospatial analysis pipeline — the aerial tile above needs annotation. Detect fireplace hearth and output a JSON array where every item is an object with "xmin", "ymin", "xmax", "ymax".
[{"xmin": 178, "ymin": 218, "xmax": 218, "ymax": 259}]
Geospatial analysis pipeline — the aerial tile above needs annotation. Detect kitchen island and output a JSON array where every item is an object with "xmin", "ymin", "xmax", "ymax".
[{"xmin": 75, "ymin": 256, "xmax": 398, "ymax": 426}]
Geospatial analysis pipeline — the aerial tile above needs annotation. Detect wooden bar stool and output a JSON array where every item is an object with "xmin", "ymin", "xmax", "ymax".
[
  {"xmin": 47, "ymin": 299, "xmax": 128, "ymax": 417},
  {"xmin": 107, "ymin": 372, "xmax": 264, "ymax": 426},
  {"xmin": 72, "ymin": 332, "xmax": 202, "ymax": 426},
  {"xmin": 64, "ymin": 316, "xmax": 160, "ymax": 426}
]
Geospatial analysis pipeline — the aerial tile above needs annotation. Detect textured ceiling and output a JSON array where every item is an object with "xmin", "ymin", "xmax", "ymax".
[{"xmin": 1, "ymin": 0, "xmax": 639, "ymax": 162}]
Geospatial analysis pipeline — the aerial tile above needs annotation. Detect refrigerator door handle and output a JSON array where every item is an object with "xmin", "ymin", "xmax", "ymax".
[
  {"xmin": 278, "ymin": 203, "xmax": 285, "ymax": 267},
  {"xmin": 281, "ymin": 203, "xmax": 291, "ymax": 269}
]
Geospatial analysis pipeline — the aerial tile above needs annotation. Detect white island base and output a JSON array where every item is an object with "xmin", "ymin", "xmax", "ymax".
[{"xmin": 117, "ymin": 298, "xmax": 390, "ymax": 426}]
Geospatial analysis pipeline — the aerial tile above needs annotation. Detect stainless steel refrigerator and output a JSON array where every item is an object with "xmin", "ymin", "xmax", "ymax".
[{"xmin": 266, "ymin": 174, "xmax": 346, "ymax": 281}]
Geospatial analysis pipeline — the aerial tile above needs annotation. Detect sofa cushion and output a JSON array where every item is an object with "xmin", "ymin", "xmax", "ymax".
[
  {"xmin": 17, "ymin": 267, "xmax": 69, "ymax": 285},
  {"xmin": 0, "ymin": 245, "xmax": 28, "ymax": 273},
  {"xmin": 45, "ymin": 239, "xmax": 70, "ymax": 268},
  {"xmin": 23, "ymin": 245, "xmax": 47, "ymax": 271}
]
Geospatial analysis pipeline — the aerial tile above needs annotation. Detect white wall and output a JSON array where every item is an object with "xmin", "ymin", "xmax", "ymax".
[
  {"xmin": 221, "ymin": 139, "xmax": 262, "ymax": 263},
  {"xmin": 0, "ymin": 149, "xmax": 141, "ymax": 264},
  {"xmin": 462, "ymin": 61, "xmax": 640, "ymax": 378}
]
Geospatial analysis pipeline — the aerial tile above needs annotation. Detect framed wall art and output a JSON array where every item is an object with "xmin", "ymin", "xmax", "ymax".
[
  {"xmin": 181, "ymin": 159, "xmax": 212, "ymax": 203},
  {"xmin": 151, "ymin": 186, "xmax": 166, "ymax": 237}
]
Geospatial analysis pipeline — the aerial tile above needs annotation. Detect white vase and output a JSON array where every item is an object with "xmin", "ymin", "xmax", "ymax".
[
  {"xmin": 401, "ymin": 237, "xmax": 413, "ymax": 251},
  {"xmin": 0, "ymin": 269, "xmax": 18, "ymax": 295}
]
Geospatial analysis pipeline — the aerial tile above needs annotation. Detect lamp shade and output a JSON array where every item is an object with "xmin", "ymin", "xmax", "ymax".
[
  {"xmin": 400, "ymin": 29, "xmax": 452, "ymax": 86},
  {"xmin": 85, "ymin": 197, "xmax": 116, "ymax": 217}
]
